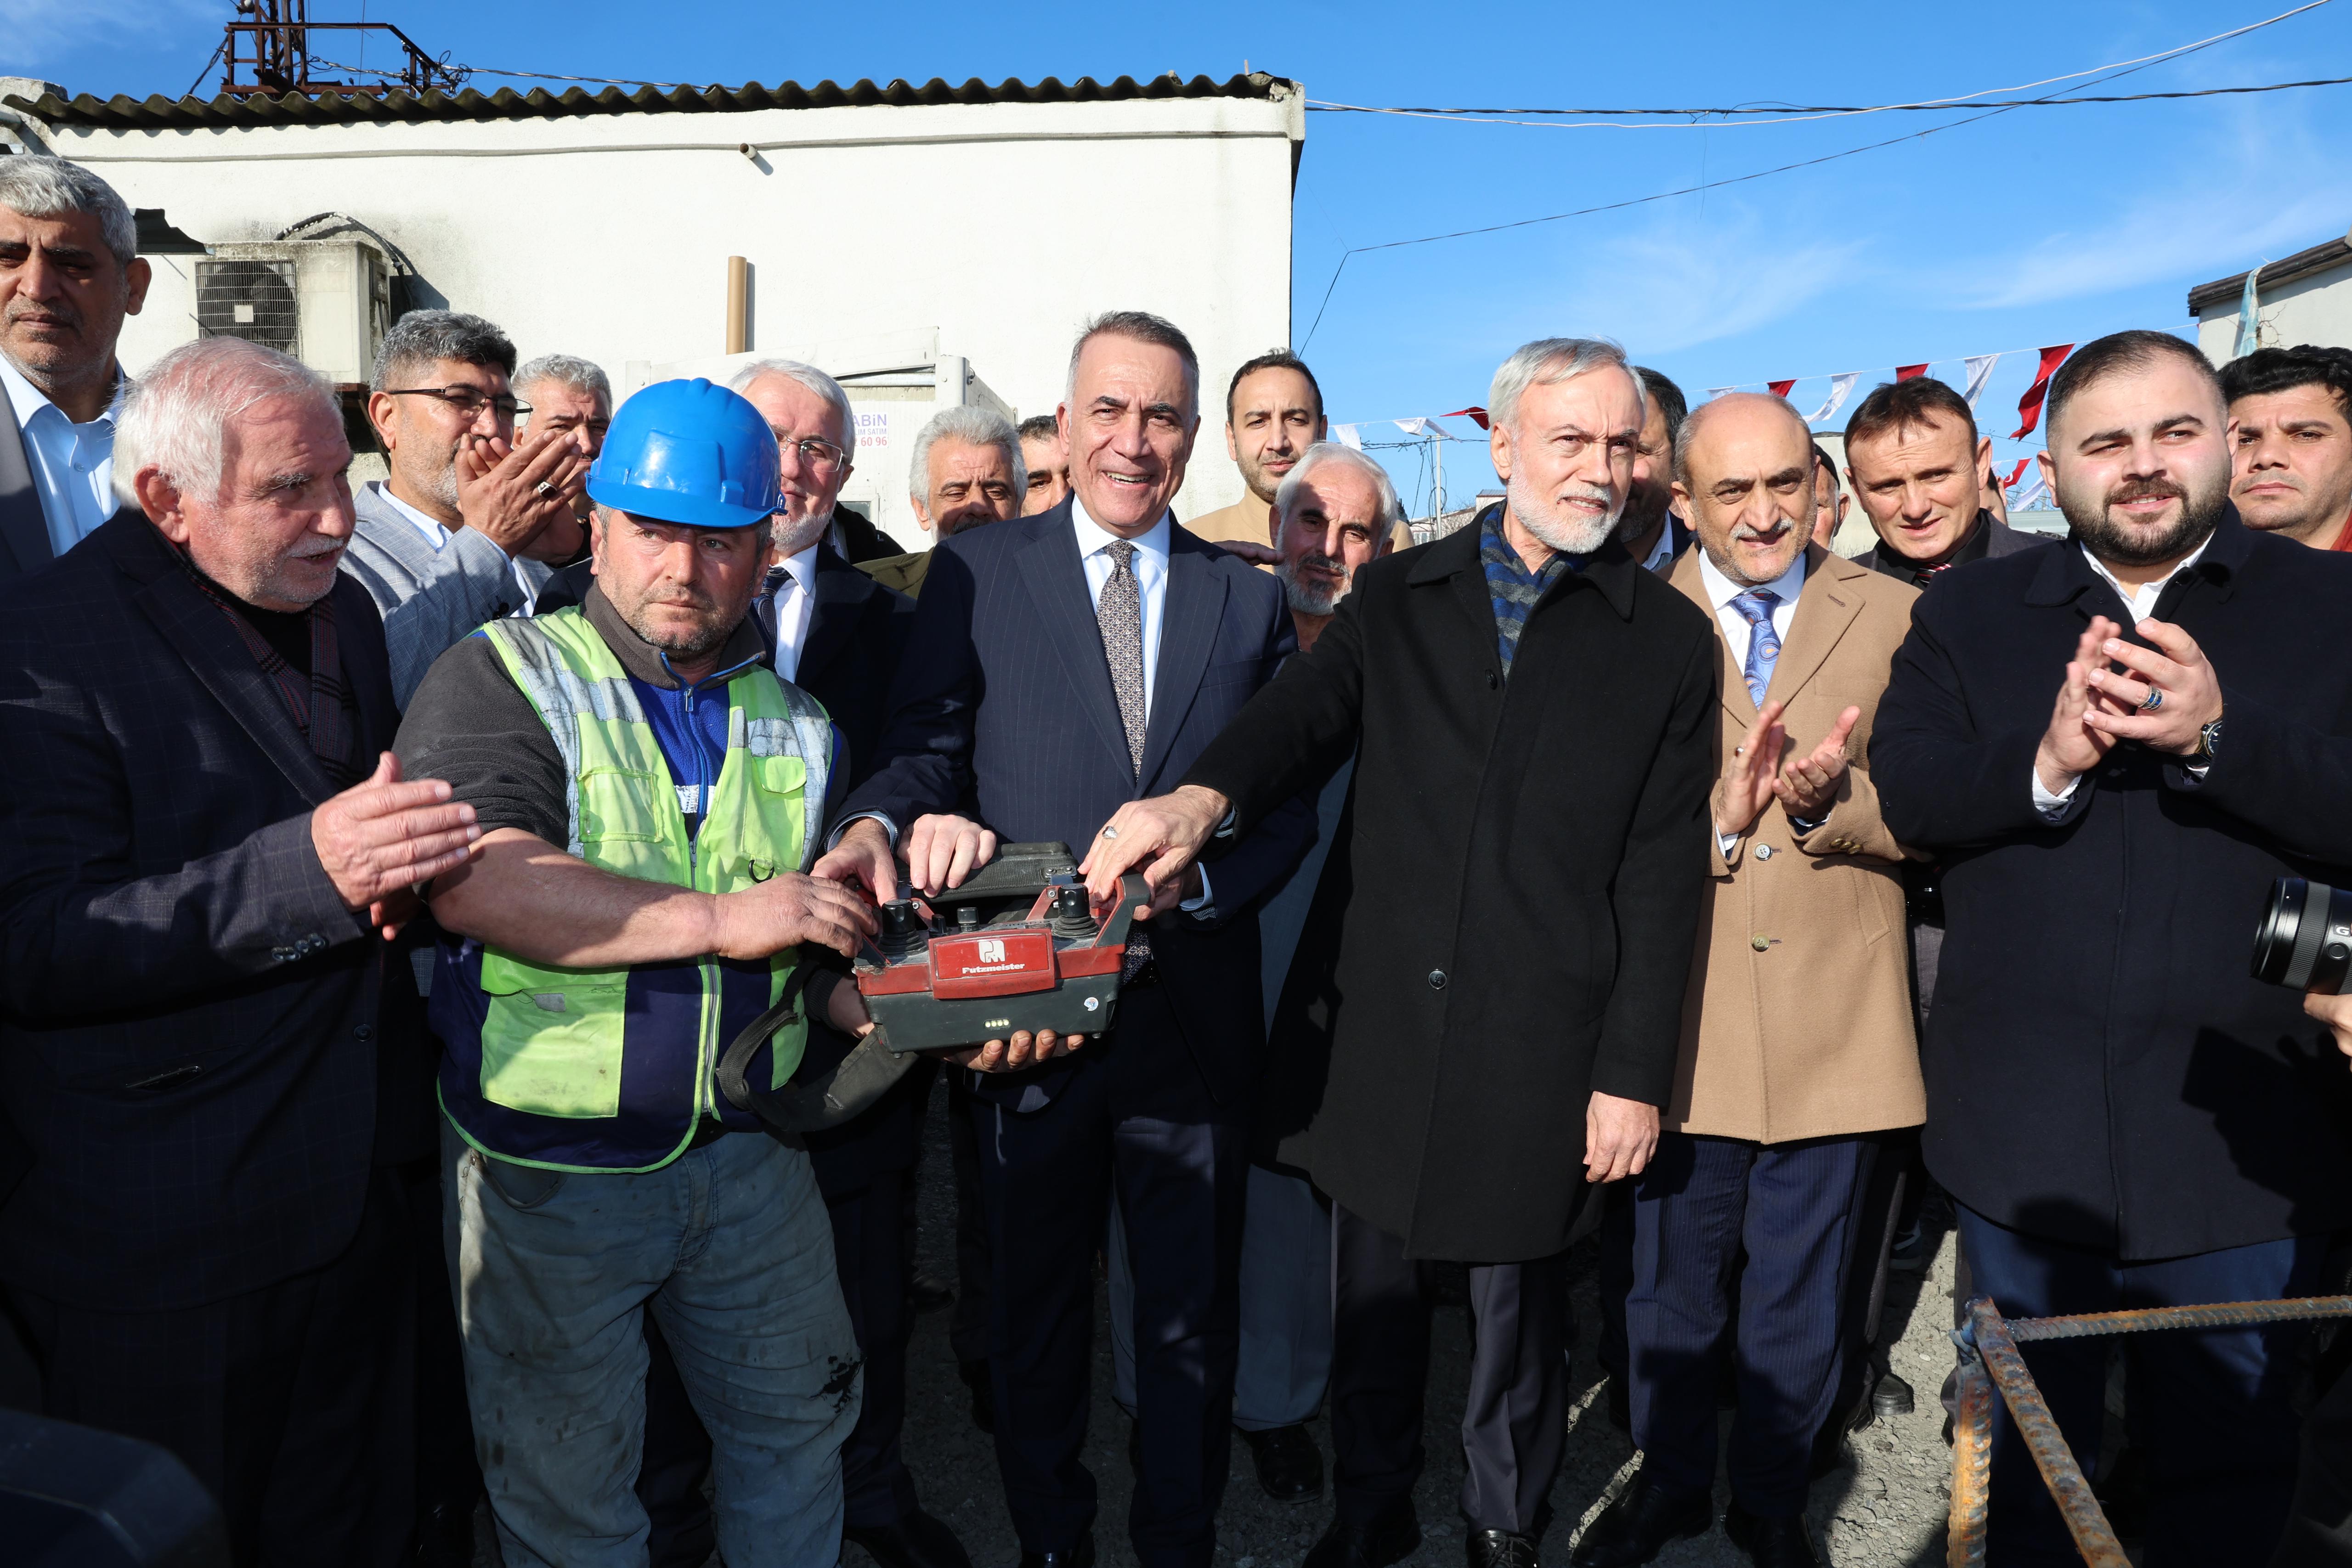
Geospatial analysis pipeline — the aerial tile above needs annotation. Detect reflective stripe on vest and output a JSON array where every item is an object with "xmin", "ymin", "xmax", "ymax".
[{"xmin": 446, "ymin": 608, "xmax": 833, "ymax": 1171}]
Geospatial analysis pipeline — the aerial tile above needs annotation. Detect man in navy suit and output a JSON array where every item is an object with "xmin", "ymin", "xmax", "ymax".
[{"xmin": 821, "ymin": 311, "xmax": 1313, "ymax": 1568}]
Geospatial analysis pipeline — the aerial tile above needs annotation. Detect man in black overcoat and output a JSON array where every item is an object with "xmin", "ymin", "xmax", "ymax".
[
  {"xmin": 1084, "ymin": 338, "xmax": 1718, "ymax": 1568},
  {"xmin": 0, "ymin": 337, "xmax": 484, "ymax": 1563},
  {"xmin": 1872, "ymin": 331, "xmax": 2352, "ymax": 1566}
]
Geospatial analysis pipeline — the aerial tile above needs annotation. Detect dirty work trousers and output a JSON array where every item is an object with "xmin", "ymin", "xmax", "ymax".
[{"xmin": 442, "ymin": 1121, "xmax": 859, "ymax": 1568}]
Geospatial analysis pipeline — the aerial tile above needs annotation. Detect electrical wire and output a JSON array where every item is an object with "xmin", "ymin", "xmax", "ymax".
[
  {"xmin": 297, "ymin": 58, "xmax": 705, "ymax": 91},
  {"xmin": 1311, "ymin": 73, "xmax": 2352, "ymax": 132},
  {"xmin": 1297, "ymin": 6, "xmax": 2321, "ymax": 349},
  {"xmin": 1303, "ymin": 0, "xmax": 2332, "ymax": 130}
]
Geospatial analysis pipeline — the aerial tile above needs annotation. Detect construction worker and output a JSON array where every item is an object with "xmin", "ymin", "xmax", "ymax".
[{"xmin": 393, "ymin": 378, "xmax": 880, "ymax": 1568}]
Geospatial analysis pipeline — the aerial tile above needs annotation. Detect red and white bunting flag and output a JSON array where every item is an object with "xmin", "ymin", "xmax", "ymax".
[
  {"xmin": 1895, "ymin": 363, "xmax": 1929, "ymax": 382},
  {"xmin": 1443, "ymin": 406, "xmax": 1489, "ymax": 430},
  {"xmin": 2012, "ymin": 345, "xmax": 2074, "ymax": 440},
  {"xmin": 2000, "ymin": 458, "xmax": 2031, "ymax": 491},
  {"xmin": 1767, "ymin": 379, "xmax": 1796, "ymax": 399}
]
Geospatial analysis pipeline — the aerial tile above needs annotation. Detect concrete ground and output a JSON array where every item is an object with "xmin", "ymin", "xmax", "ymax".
[{"xmin": 875, "ymin": 1080, "xmax": 1968, "ymax": 1568}]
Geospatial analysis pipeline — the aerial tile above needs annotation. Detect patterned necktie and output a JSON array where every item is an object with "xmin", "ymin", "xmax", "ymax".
[
  {"xmin": 1732, "ymin": 588, "xmax": 1781, "ymax": 706},
  {"xmin": 1094, "ymin": 540, "xmax": 1153, "ymax": 980},
  {"xmin": 1096, "ymin": 540, "xmax": 1147, "ymax": 777}
]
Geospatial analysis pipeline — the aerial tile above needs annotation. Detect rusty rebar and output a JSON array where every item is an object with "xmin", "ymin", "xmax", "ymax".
[
  {"xmin": 2004, "ymin": 1295, "xmax": 2352, "ymax": 1342},
  {"xmin": 1946, "ymin": 1353, "xmax": 1994, "ymax": 1568},
  {"xmin": 1968, "ymin": 1297, "xmax": 2131, "ymax": 1568}
]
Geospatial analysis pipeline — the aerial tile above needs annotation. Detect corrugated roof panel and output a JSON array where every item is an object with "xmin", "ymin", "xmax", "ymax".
[{"xmin": 2, "ymin": 72, "xmax": 1292, "ymax": 132}]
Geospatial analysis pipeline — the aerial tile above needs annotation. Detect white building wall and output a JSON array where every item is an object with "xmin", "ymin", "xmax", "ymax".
[
  {"xmin": 68, "ymin": 88, "xmax": 1300, "ymax": 523},
  {"xmin": 2196, "ymin": 264, "xmax": 2352, "ymax": 363}
]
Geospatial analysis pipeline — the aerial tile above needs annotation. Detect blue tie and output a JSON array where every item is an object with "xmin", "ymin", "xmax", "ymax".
[{"xmin": 1733, "ymin": 589, "xmax": 1781, "ymax": 706}]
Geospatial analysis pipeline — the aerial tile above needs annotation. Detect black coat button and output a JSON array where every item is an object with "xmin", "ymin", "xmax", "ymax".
[
  {"xmin": 1486, "ymin": 671, "xmax": 1498, "ymax": 689},
  {"xmin": 1428, "ymin": 970, "xmax": 1447, "ymax": 990},
  {"xmin": 355, "ymin": 1024, "xmax": 374, "ymax": 1042}
]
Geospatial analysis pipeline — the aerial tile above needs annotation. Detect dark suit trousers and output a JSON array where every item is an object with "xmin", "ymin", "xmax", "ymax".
[
  {"xmin": 7, "ymin": 1168, "xmax": 415, "ymax": 1568},
  {"xmin": 1627, "ymin": 1132, "xmax": 1876, "ymax": 1515},
  {"xmin": 1956, "ymin": 1205, "xmax": 2322, "ymax": 1568},
  {"xmin": 972, "ymin": 982, "xmax": 1248, "ymax": 1567},
  {"xmin": 949, "ymin": 1067, "xmax": 992, "ymax": 1365},
  {"xmin": 2275, "ymin": 1350, "xmax": 2352, "ymax": 1567},
  {"xmin": 831, "ymin": 1162, "xmax": 920, "ymax": 1528},
  {"xmin": 1329, "ymin": 1203, "xmax": 1569, "ymax": 1535}
]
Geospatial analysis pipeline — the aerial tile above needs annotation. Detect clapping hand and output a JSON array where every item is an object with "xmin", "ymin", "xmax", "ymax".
[
  {"xmin": 2035, "ymin": 615, "xmax": 2127, "ymax": 795},
  {"xmin": 1713, "ymin": 700, "xmax": 1788, "ymax": 837},
  {"xmin": 2082, "ymin": 619, "xmax": 2225, "ymax": 755},
  {"xmin": 1773, "ymin": 706, "xmax": 1862, "ymax": 823},
  {"xmin": 310, "ymin": 752, "xmax": 483, "ymax": 939}
]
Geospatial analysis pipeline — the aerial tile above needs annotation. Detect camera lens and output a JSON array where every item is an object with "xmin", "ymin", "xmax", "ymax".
[{"xmin": 2253, "ymin": 877, "xmax": 2352, "ymax": 995}]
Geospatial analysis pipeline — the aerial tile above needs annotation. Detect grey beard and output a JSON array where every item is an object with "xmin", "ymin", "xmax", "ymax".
[
  {"xmin": 1508, "ymin": 471, "xmax": 1619, "ymax": 556},
  {"xmin": 423, "ymin": 453, "xmax": 461, "ymax": 513},
  {"xmin": 769, "ymin": 508, "xmax": 829, "ymax": 558},
  {"xmin": 1282, "ymin": 576, "xmax": 1339, "ymax": 618}
]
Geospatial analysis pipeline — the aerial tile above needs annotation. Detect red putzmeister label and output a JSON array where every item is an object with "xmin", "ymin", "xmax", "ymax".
[{"xmin": 928, "ymin": 929, "xmax": 1059, "ymax": 998}]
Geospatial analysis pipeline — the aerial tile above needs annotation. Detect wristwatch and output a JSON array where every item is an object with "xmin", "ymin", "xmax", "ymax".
[{"xmin": 2193, "ymin": 715, "xmax": 2225, "ymax": 764}]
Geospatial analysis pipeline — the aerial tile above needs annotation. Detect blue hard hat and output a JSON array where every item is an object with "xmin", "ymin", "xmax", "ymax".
[{"xmin": 586, "ymin": 378, "xmax": 780, "ymax": 530}]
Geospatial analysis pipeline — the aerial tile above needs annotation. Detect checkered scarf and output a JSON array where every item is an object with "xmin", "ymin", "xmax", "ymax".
[
  {"xmin": 178, "ymin": 558, "xmax": 360, "ymax": 788},
  {"xmin": 1477, "ymin": 503, "xmax": 1585, "ymax": 677}
]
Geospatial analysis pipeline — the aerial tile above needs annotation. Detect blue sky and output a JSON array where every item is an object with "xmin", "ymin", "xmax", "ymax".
[{"xmin": 9, "ymin": 0, "xmax": 2352, "ymax": 513}]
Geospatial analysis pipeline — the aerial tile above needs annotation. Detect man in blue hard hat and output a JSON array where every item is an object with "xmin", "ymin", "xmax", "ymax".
[{"xmin": 393, "ymin": 378, "xmax": 882, "ymax": 1568}]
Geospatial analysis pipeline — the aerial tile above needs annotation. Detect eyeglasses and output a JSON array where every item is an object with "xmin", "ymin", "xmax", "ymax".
[
  {"xmin": 384, "ymin": 386, "xmax": 530, "ymax": 419},
  {"xmin": 781, "ymin": 434, "xmax": 848, "ymax": 474}
]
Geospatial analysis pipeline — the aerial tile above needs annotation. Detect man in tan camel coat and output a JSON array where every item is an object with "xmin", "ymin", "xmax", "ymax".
[{"xmin": 1574, "ymin": 392, "xmax": 1924, "ymax": 1568}]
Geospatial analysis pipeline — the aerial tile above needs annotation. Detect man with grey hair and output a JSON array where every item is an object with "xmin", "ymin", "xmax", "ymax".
[
  {"xmin": 343, "ymin": 309, "xmax": 591, "ymax": 706},
  {"xmin": 726, "ymin": 357, "xmax": 903, "ymax": 567},
  {"xmin": 1082, "ymin": 337, "xmax": 1716, "ymax": 1568},
  {"xmin": 515, "ymin": 351, "xmax": 612, "ymax": 531},
  {"xmin": 0, "ymin": 155, "xmax": 149, "ymax": 583},
  {"xmin": 859, "ymin": 403, "xmax": 1025, "ymax": 598},
  {"xmin": 0, "ymin": 335, "xmax": 483, "ymax": 1563},
  {"xmin": 1268, "ymin": 442, "xmax": 1401, "ymax": 641},
  {"xmin": 821, "ymin": 307, "xmax": 1316, "ymax": 1568}
]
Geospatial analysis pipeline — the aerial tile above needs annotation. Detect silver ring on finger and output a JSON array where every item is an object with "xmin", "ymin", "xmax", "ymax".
[
  {"xmin": 2140, "ymin": 688, "xmax": 2164, "ymax": 712},
  {"xmin": 1100, "ymin": 825, "xmax": 1119, "ymax": 840},
  {"xmin": 534, "ymin": 479, "xmax": 557, "ymax": 499}
]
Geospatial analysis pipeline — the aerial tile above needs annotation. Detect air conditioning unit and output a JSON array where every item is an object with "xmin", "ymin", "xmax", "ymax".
[{"xmin": 196, "ymin": 240, "xmax": 391, "ymax": 386}]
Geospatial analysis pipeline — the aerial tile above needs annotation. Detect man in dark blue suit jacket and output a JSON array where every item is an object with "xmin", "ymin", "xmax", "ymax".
[
  {"xmin": 0, "ymin": 340, "xmax": 483, "ymax": 1563},
  {"xmin": 824, "ymin": 313, "xmax": 1312, "ymax": 1568}
]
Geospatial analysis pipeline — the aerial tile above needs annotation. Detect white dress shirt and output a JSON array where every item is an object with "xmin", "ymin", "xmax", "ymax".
[
  {"xmin": 2031, "ymin": 538, "xmax": 2215, "ymax": 818},
  {"xmin": 1696, "ymin": 549, "xmax": 1811, "ymax": 857},
  {"xmin": 1073, "ymin": 499, "xmax": 1173, "ymax": 717},
  {"xmin": 363, "ymin": 479, "xmax": 541, "ymax": 612},
  {"xmin": 766, "ymin": 543, "xmax": 821, "ymax": 681},
  {"xmin": 1, "ymin": 354, "xmax": 125, "ymax": 558},
  {"xmin": 838, "ymin": 499, "xmax": 1209, "ymax": 910},
  {"xmin": 1696, "ymin": 547, "xmax": 1807, "ymax": 672}
]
